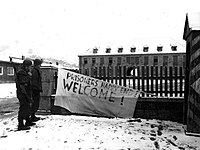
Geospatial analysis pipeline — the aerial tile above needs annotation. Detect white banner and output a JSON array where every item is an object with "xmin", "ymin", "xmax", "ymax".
[{"xmin": 55, "ymin": 68, "xmax": 140, "ymax": 118}]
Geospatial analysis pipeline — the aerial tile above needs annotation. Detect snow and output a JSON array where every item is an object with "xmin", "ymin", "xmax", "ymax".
[
  {"xmin": 0, "ymin": 83, "xmax": 16, "ymax": 99},
  {"xmin": 0, "ymin": 115, "xmax": 200, "ymax": 150},
  {"xmin": 0, "ymin": 84, "xmax": 200, "ymax": 149}
]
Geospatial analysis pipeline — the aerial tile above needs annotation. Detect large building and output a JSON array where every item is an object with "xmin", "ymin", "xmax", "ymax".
[{"xmin": 78, "ymin": 38, "xmax": 186, "ymax": 76}]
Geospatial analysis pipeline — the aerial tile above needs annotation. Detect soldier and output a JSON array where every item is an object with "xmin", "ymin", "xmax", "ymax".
[
  {"xmin": 16, "ymin": 59, "xmax": 36, "ymax": 130},
  {"xmin": 31, "ymin": 59, "xmax": 43, "ymax": 122}
]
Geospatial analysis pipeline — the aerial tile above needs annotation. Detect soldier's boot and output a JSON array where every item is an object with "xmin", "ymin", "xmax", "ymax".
[
  {"xmin": 18, "ymin": 118, "xmax": 30, "ymax": 131},
  {"xmin": 31, "ymin": 114, "xmax": 40, "ymax": 122},
  {"xmin": 25, "ymin": 116, "xmax": 36, "ymax": 126}
]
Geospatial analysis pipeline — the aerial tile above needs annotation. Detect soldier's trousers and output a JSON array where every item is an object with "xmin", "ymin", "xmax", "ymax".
[
  {"xmin": 31, "ymin": 90, "xmax": 40, "ymax": 115},
  {"xmin": 17, "ymin": 92, "xmax": 31, "ymax": 120}
]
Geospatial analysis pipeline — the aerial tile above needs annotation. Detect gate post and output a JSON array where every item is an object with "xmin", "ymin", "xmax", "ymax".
[{"xmin": 183, "ymin": 13, "xmax": 200, "ymax": 134}]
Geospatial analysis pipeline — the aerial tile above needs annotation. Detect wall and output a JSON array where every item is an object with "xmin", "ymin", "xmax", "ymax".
[{"xmin": 134, "ymin": 98, "xmax": 184, "ymax": 123}]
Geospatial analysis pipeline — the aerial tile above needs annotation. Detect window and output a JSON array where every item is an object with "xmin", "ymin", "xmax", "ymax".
[
  {"xmin": 92, "ymin": 58, "xmax": 96, "ymax": 65},
  {"xmin": 127, "ymin": 67, "xmax": 134, "ymax": 76},
  {"xmin": 130, "ymin": 47, "xmax": 136, "ymax": 53},
  {"xmin": 100, "ymin": 57, "xmax": 104, "ymax": 65},
  {"xmin": 108, "ymin": 57, "xmax": 113, "ymax": 65},
  {"xmin": 143, "ymin": 46, "xmax": 149, "ymax": 52},
  {"xmin": 7, "ymin": 67, "xmax": 14, "ymax": 75},
  {"xmin": 93, "ymin": 48, "xmax": 98, "ymax": 54},
  {"xmin": 163, "ymin": 56, "xmax": 168, "ymax": 66},
  {"xmin": 130, "ymin": 57, "xmax": 134, "ymax": 64},
  {"xmin": 118, "ymin": 47, "xmax": 123, "ymax": 53},
  {"xmin": 135, "ymin": 57, "xmax": 139, "ymax": 65},
  {"xmin": 106, "ymin": 48, "xmax": 111, "ymax": 53},
  {"xmin": 157, "ymin": 46, "xmax": 163, "ymax": 52},
  {"xmin": 144, "ymin": 56, "xmax": 149, "ymax": 66},
  {"xmin": 126, "ymin": 57, "xmax": 130, "ymax": 64},
  {"xmin": 84, "ymin": 58, "xmax": 88, "ymax": 65},
  {"xmin": 117, "ymin": 57, "xmax": 122, "ymax": 65},
  {"xmin": 0, "ymin": 66, "xmax": 3, "ymax": 75},
  {"xmin": 153, "ymin": 56, "xmax": 158, "ymax": 65},
  {"xmin": 173, "ymin": 55, "xmax": 178, "ymax": 66},
  {"xmin": 171, "ymin": 46, "xmax": 177, "ymax": 51},
  {"xmin": 84, "ymin": 68, "xmax": 89, "ymax": 75}
]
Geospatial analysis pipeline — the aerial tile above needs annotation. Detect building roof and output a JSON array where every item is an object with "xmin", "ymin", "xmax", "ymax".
[
  {"xmin": 79, "ymin": 37, "xmax": 185, "ymax": 56},
  {"xmin": 183, "ymin": 13, "xmax": 200, "ymax": 40}
]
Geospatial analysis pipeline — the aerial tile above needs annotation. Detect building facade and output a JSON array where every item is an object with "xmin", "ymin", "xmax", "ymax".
[
  {"xmin": 78, "ymin": 38, "xmax": 186, "ymax": 76},
  {"xmin": 0, "ymin": 60, "xmax": 21, "ymax": 83}
]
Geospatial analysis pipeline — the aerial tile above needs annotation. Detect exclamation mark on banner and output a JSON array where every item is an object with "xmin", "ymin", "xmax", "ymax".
[{"xmin": 120, "ymin": 96, "xmax": 124, "ymax": 105}]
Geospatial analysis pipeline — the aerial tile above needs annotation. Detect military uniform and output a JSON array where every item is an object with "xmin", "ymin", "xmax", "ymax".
[
  {"xmin": 16, "ymin": 59, "xmax": 35, "ymax": 130},
  {"xmin": 17, "ymin": 69, "xmax": 32, "ymax": 119},
  {"xmin": 31, "ymin": 59, "xmax": 43, "ymax": 121}
]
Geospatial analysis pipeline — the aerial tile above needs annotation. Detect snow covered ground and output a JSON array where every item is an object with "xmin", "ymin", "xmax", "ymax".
[
  {"xmin": 0, "ymin": 115, "xmax": 200, "ymax": 150},
  {"xmin": 0, "ymin": 83, "xmax": 16, "ymax": 99},
  {"xmin": 0, "ymin": 83, "xmax": 200, "ymax": 150}
]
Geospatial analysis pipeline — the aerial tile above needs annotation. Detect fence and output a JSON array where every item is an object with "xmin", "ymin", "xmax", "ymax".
[
  {"xmin": 89, "ymin": 65, "xmax": 185, "ymax": 98},
  {"xmin": 52, "ymin": 66, "xmax": 185, "ymax": 123}
]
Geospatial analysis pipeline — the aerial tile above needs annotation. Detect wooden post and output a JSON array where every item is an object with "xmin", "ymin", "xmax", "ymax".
[
  {"xmin": 132, "ymin": 66, "xmax": 136, "ymax": 89},
  {"xmin": 141, "ymin": 66, "xmax": 145, "ymax": 97},
  {"xmin": 146, "ymin": 66, "xmax": 150, "ymax": 97},
  {"xmin": 103, "ymin": 66, "xmax": 106, "ymax": 81},
  {"xmin": 160, "ymin": 66, "xmax": 163, "ymax": 97},
  {"xmin": 119, "ymin": 66, "xmax": 122, "ymax": 86},
  {"xmin": 155, "ymin": 66, "xmax": 158, "ymax": 96},
  {"xmin": 151, "ymin": 66, "xmax": 154, "ymax": 96},
  {"xmin": 174, "ymin": 67, "xmax": 178, "ymax": 97},
  {"xmin": 123, "ymin": 66, "xmax": 126, "ymax": 87},
  {"xmin": 169, "ymin": 67, "xmax": 173, "ymax": 97},
  {"xmin": 164, "ymin": 66, "xmax": 168, "ymax": 97},
  {"xmin": 137, "ymin": 66, "xmax": 140, "ymax": 90}
]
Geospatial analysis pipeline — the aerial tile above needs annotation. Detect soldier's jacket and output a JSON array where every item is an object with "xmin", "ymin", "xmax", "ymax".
[
  {"xmin": 31, "ymin": 67, "xmax": 42, "ymax": 92},
  {"xmin": 16, "ymin": 68, "xmax": 32, "ymax": 103}
]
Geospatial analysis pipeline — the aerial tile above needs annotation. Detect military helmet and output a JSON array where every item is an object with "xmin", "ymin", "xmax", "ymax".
[
  {"xmin": 22, "ymin": 59, "xmax": 32, "ymax": 67},
  {"xmin": 34, "ymin": 59, "xmax": 42, "ymax": 66}
]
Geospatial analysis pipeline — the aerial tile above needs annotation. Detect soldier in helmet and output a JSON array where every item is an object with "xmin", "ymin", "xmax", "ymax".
[
  {"xmin": 16, "ymin": 59, "xmax": 36, "ymax": 130},
  {"xmin": 31, "ymin": 59, "xmax": 43, "ymax": 121}
]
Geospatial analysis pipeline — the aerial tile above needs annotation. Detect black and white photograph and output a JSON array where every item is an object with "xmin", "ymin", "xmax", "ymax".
[{"xmin": 0, "ymin": 0, "xmax": 200, "ymax": 149}]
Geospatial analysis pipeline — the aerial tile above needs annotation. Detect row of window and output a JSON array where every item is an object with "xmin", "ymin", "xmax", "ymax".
[
  {"xmin": 82, "ymin": 65, "xmax": 185, "ymax": 77},
  {"xmin": 82, "ymin": 55, "xmax": 186, "ymax": 66},
  {"xmin": 0, "ymin": 66, "xmax": 14, "ymax": 76}
]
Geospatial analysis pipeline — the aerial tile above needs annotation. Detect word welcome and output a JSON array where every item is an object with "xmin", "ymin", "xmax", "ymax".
[{"xmin": 63, "ymin": 79, "xmax": 123, "ymax": 103}]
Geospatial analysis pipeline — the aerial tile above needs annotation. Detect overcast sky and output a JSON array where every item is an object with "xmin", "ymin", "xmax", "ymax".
[{"xmin": 0, "ymin": 0, "xmax": 199, "ymax": 64}]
